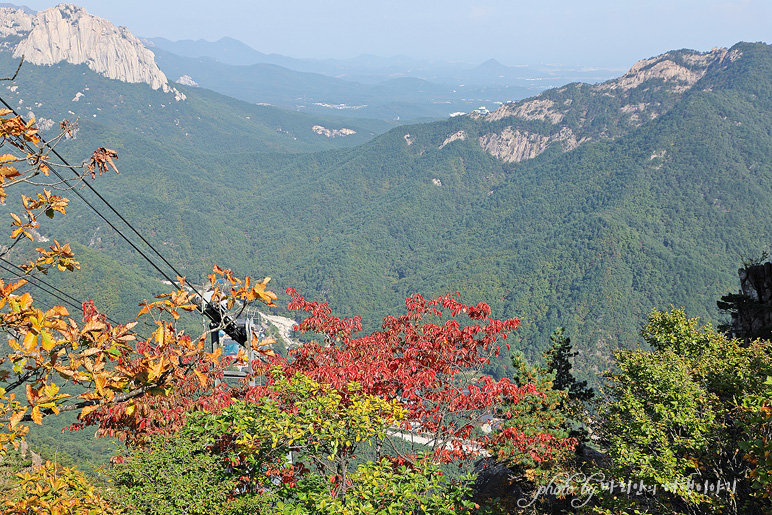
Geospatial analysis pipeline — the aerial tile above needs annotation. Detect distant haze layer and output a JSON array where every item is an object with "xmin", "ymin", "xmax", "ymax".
[{"xmin": 11, "ymin": 0, "xmax": 772, "ymax": 67}]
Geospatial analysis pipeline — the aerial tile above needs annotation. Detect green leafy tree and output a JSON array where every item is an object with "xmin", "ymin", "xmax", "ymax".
[
  {"xmin": 593, "ymin": 308, "xmax": 772, "ymax": 515},
  {"xmin": 111, "ymin": 372, "xmax": 478, "ymax": 514},
  {"xmin": 739, "ymin": 375, "xmax": 772, "ymax": 502},
  {"xmin": 276, "ymin": 457, "xmax": 478, "ymax": 515},
  {"xmin": 109, "ymin": 431, "xmax": 241, "ymax": 515}
]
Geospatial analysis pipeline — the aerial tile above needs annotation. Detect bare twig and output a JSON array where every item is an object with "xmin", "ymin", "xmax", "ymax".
[{"xmin": 0, "ymin": 56, "xmax": 24, "ymax": 82}]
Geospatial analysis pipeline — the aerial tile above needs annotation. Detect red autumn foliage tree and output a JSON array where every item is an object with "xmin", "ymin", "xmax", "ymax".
[
  {"xmin": 255, "ymin": 288, "xmax": 576, "ymax": 465},
  {"xmin": 104, "ymin": 289, "xmax": 577, "ymax": 512}
]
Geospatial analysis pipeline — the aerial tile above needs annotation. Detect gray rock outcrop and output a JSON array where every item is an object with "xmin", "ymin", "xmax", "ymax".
[
  {"xmin": 311, "ymin": 125, "xmax": 356, "ymax": 138},
  {"xmin": 0, "ymin": 6, "xmax": 32, "ymax": 39},
  {"xmin": 731, "ymin": 263, "xmax": 772, "ymax": 343},
  {"xmin": 479, "ymin": 126, "xmax": 583, "ymax": 163},
  {"xmin": 0, "ymin": 3, "xmax": 183, "ymax": 98}
]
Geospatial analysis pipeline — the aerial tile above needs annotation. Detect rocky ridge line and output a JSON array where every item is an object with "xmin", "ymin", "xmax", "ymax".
[{"xmin": 460, "ymin": 47, "xmax": 741, "ymax": 163}]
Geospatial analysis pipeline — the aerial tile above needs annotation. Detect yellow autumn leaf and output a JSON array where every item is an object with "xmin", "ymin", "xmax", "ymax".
[
  {"xmin": 206, "ymin": 347, "xmax": 222, "ymax": 362},
  {"xmin": 153, "ymin": 325, "xmax": 165, "ymax": 345},
  {"xmin": 82, "ymin": 318, "xmax": 106, "ymax": 334},
  {"xmin": 194, "ymin": 369, "xmax": 208, "ymax": 388},
  {"xmin": 44, "ymin": 305, "xmax": 69, "ymax": 318},
  {"xmin": 40, "ymin": 330, "xmax": 55, "ymax": 351},
  {"xmin": 9, "ymin": 409, "xmax": 25, "ymax": 428},
  {"xmin": 94, "ymin": 375, "xmax": 107, "ymax": 396},
  {"xmin": 22, "ymin": 330, "xmax": 37, "ymax": 351},
  {"xmin": 0, "ymin": 165, "xmax": 20, "ymax": 177},
  {"xmin": 44, "ymin": 382, "xmax": 59, "ymax": 398},
  {"xmin": 147, "ymin": 359, "xmax": 165, "ymax": 381},
  {"xmin": 26, "ymin": 383, "xmax": 38, "ymax": 405},
  {"xmin": 78, "ymin": 404, "xmax": 99, "ymax": 420}
]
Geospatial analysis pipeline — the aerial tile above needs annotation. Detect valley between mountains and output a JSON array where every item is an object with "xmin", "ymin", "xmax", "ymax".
[
  {"xmin": 1, "ymin": 4, "xmax": 771, "ymax": 514},
  {"xmin": 0, "ymin": 4, "xmax": 769, "ymax": 379}
]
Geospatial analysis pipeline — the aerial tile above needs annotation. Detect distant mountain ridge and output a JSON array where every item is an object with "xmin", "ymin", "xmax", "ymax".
[
  {"xmin": 148, "ymin": 45, "xmax": 543, "ymax": 121},
  {"xmin": 0, "ymin": 2, "xmax": 32, "ymax": 14},
  {"xmin": 146, "ymin": 36, "xmax": 620, "ymax": 87},
  {"xmin": 146, "ymin": 36, "xmax": 622, "ymax": 121},
  {"xmin": 145, "ymin": 36, "xmax": 299, "ymax": 68}
]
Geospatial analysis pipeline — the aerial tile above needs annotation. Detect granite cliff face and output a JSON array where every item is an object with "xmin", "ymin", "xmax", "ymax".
[
  {"xmin": 478, "ymin": 126, "xmax": 583, "ymax": 163},
  {"xmin": 0, "ymin": 3, "xmax": 183, "ymax": 98},
  {"xmin": 466, "ymin": 47, "xmax": 741, "ymax": 163}
]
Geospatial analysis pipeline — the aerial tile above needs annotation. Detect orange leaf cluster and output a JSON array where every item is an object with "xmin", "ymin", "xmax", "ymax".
[
  {"xmin": 22, "ymin": 240, "xmax": 79, "ymax": 274},
  {"xmin": 4, "ymin": 461, "xmax": 121, "ymax": 514},
  {"xmin": 0, "ymin": 110, "xmax": 42, "ymax": 203},
  {"xmin": 0, "ymin": 264, "xmax": 275, "ymax": 450}
]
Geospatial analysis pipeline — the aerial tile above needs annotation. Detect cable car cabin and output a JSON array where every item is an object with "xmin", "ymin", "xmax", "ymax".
[{"xmin": 210, "ymin": 316, "xmax": 268, "ymax": 379}]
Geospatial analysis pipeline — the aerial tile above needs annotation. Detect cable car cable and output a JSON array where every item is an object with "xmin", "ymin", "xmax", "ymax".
[
  {"xmin": 0, "ymin": 256, "xmax": 150, "ymax": 340},
  {"xmin": 0, "ymin": 92, "xmax": 253, "ymax": 345},
  {"xmin": 0, "ymin": 256, "xmax": 82, "ymax": 307},
  {"xmin": 0, "ymin": 260, "xmax": 81, "ymax": 312},
  {"xmin": 0, "ymin": 96, "xmax": 189, "ymax": 292}
]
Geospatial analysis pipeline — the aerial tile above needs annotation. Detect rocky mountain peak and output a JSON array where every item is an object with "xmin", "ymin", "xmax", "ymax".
[
  {"xmin": 0, "ymin": 3, "xmax": 183, "ymax": 98},
  {"xmin": 467, "ymin": 47, "xmax": 742, "ymax": 164},
  {"xmin": 593, "ymin": 46, "xmax": 739, "ymax": 93}
]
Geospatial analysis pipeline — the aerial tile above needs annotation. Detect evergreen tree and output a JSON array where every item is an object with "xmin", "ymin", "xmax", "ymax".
[{"xmin": 544, "ymin": 328, "xmax": 594, "ymax": 404}]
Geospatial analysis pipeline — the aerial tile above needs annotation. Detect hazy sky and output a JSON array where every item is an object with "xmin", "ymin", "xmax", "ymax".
[{"xmin": 16, "ymin": 0, "xmax": 772, "ymax": 67}]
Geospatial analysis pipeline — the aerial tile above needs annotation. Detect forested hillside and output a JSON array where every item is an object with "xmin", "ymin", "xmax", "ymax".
[
  {"xmin": 3, "ymin": 43, "xmax": 772, "ymax": 379},
  {"xmin": 0, "ymin": 52, "xmax": 393, "ymax": 154}
]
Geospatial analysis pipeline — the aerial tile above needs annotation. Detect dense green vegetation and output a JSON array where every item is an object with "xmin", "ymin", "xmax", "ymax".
[
  {"xmin": 3, "ymin": 28, "xmax": 772, "ymax": 514},
  {"xmin": 7, "ymin": 305, "xmax": 769, "ymax": 514},
  {"xmin": 3, "ymin": 42, "xmax": 772, "ymax": 383}
]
